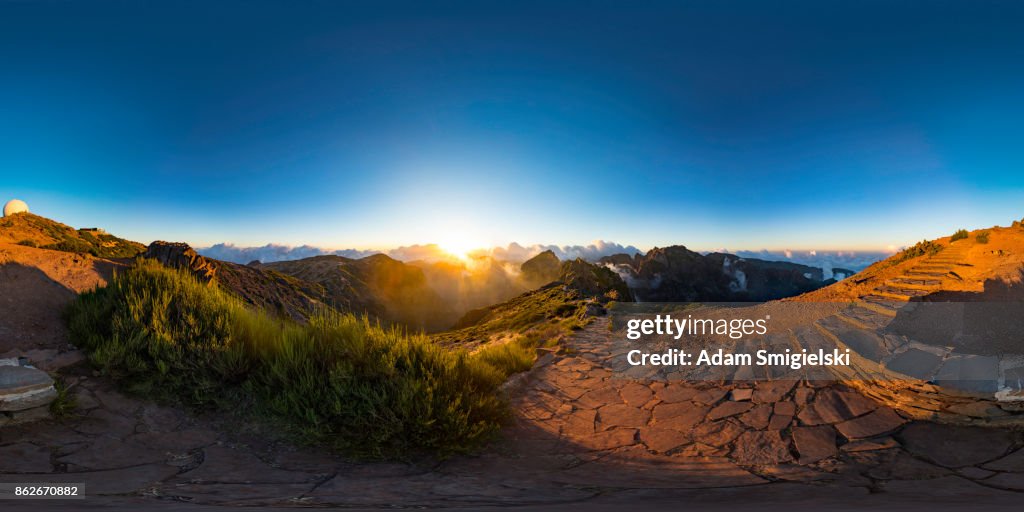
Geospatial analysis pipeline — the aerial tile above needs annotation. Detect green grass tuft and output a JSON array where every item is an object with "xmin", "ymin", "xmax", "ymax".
[
  {"xmin": 49, "ymin": 378, "xmax": 78, "ymax": 419},
  {"xmin": 976, "ymin": 231, "xmax": 990, "ymax": 244},
  {"xmin": 473, "ymin": 336, "xmax": 537, "ymax": 376},
  {"xmin": 950, "ymin": 229, "xmax": 969, "ymax": 242},
  {"xmin": 65, "ymin": 259, "xmax": 509, "ymax": 458}
]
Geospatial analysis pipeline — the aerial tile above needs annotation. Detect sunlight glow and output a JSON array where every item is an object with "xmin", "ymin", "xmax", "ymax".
[{"xmin": 436, "ymin": 232, "xmax": 483, "ymax": 261}]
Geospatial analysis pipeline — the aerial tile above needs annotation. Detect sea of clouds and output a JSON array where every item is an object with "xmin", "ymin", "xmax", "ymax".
[
  {"xmin": 198, "ymin": 240, "xmax": 644, "ymax": 264},
  {"xmin": 199, "ymin": 242, "xmax": 889, "ymax": 273},
  {"xmin": 198, "ymin": 243, "xmax": 379, "ymax": 264},
  {"xmin": 725, "ymin": 249, "xmax": 892, "ymax": 275}
]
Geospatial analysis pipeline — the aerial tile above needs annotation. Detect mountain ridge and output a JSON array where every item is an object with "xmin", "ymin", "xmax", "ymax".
[{"xmin": 600, "ymin": 245, "xmax": 853, "ymax": 302}]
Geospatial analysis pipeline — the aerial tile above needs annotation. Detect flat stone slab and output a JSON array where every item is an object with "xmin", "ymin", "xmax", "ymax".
[
  {"xmin": 885, "ymin": 348, "xmax": 943, "ymax": 380},
  {"xmin": 597, "ymin": 403, "xmax": 651, "ymax": 429},
  {"xmin": 640, "ymin": 427, "xmax": 689, "ymax": 453},
  {"xmin": 797, "ymin": 388, "xmax": 877, "ymax": 425},
  {"xmin": 176, "ymin": 445, "xmax": 322, "ymax": 484},
  {"xmin": 792, "ymin": 426, "xmax": 837, "ymax": 464},
  {"xmin": 753, "ymin": 380, "xmax": 796, "ymax": 403},
  {"xmin": 899, "ymin": 423, "xmax": 1016, "ymax": 468},
  {"xmin": 0, "ymin": 365, "xmax": 56, "ymax": 412},
  {"xmin": 707, "ymin": 401, "xmax": 753, "ymax": 421},
  {"xmin": 841, "ymin": 437, "xmax": 899, "ymax": 452},
  {"xmin": 730, "ymin": 430, "xmax": 794, "ymax": 465},
  {"xmin": 0, "ymin": 442, "xmax": 53, "ymax": 472},
  {"xmin": 0, "ymin": 365, "xmax": 53, "ymax": 395},
  {"xmin": 651, "ymin": 402, "xmax": 709, "ymax": 429},
  {"xmin": 934, "ymin": 355, "xmax": 1000, "ymax": 394},
  {"xmin": 834, "ymin": 408, "xmax": 906, "ymax": 440},
  {"xmin": 981, "ymin": 448, "xmax": 1024, "ymax": 472}
]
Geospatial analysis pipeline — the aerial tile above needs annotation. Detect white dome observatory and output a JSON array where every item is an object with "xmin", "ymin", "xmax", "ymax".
[{"xmin": 3, "ymin": 199, "xmax": 29, "ymax": 217}]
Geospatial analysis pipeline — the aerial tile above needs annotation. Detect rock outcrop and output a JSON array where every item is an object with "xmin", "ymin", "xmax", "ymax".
[
  {"xmin": 144, "ymin": 241, "xmax": 217, "ymax": 283},
  {"xmin": 521, "ymin": 250, "xmax": 561, "ymax": 287},
  {"xmin": 144, "ymin": 241, "xmax": 325, "ymax": 322},
  {"xmin": 602, "ymin": 245, "xmax": 846, "ymax": 302},
  {"xmin": 559, "ymin": 258, "xmax": 633, "ymax": 300}
]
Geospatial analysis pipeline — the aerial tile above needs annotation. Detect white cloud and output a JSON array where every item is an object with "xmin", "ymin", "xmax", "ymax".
[
  {"xmin": 479, "ymin": 240, "xmax": 644, "ymax": 263},
  {"xmin": 199, "ymin": 240, "xmax": 644, "ymax": 264},
  {"xmin": 729, "ymin": 250, "xmax": 887, "ymax": 272},
  {"xmin": 198, "ymin": 243, "xmax": 379, "ymax": 264}
]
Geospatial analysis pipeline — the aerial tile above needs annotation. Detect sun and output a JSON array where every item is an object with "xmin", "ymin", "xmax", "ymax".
[{"xmin": 436, "ymin": 233, "xmax": 481, "ymax": 261}]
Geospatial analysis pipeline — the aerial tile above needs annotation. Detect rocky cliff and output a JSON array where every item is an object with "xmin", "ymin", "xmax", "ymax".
[
  {"xmin": 144, "ymin": 241, "xmax": 326, "ymax": 322},
  {"xmin": 602, "ymin": 245, "xmax": 847, "ymax": 302}
]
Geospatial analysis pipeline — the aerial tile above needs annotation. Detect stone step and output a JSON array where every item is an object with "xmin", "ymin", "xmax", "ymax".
[
  {"xmin": 885, "ymin": 278, "xmax": 941, "ymax": 290},
  {"xmin": 912, "ymin": 264, "xmax": 953, "ymax": 271},
  {"xmin": 814, "ymin": 316, "xmax": 890, "ymax": 363},
  {"xmin": 874, "ymin": 286, "xmax": 928, "ymax": 301},
  {"xmin": 858, "ymin": 295, "xmax": 902, "ymax": 316},
  {"xmin": 905, "ymin": 269, "xmax": 948, "ymax": 278},
  {"xmin": 789, "ymin": 327, "xmax": 844, "ymax": 381},
  {"xmin": 836, "ymin": 306, "xmax": 893, "ymax": 331}
]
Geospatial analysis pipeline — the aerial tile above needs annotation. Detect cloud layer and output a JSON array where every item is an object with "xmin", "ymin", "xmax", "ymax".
[
  {"xmin": 198, "ymin": 243, "xmax": 379, "ymax": 264},
  {"xmin": 473, "ymin": 241, "xmax": 644, "ymax": 263},
  {"xmin": 723, "ymin": 249, "xmax": 891, "ymax": 273},
  {"xmin": 199, "ymin": 242, "xmax": 890, "ymax": 274},
  {"xmin": 198, "ymin": 240, "xmax": 645, "ymax": 264}
]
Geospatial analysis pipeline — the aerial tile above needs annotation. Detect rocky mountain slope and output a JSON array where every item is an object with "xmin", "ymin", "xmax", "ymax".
[
  {"xmin": 520, "ymin": 249, "xmax": 562, "ymax": 287},
  {"xmin": 258, "ymin": 254, "xmax": 457, "ymax": 331},
  {"xmin": 144, "ymin": 242, "xmax": 328, "ymax": 323},
  {"xmin": 602, "ymin": 245, "xmax": 852, "ymax": 302},
  {"xmin": 435, "ymin": 257, "xmax": 632, "ymax": 350}
]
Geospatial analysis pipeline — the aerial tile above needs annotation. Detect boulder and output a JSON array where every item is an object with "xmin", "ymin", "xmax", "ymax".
[
  {"xmin": 0, "ymin": 364, "xmax": 57, "ymax": 412},
  {"xmin": 144, "ymin": 241, "xmax": 217, "ymax": 283}
]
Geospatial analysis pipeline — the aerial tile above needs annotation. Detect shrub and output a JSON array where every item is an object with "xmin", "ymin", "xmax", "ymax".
[
  {"xmin": 16, "ymin": 239, "xmax": 37, "ymax": 247},
  {"xmin": 45, "ymin": 239, "xmax": 93, "ymax": 254},
  {"xmin": 66, "ymin": 260, "xmax": 509, "ymax": 458},
  {"xmin": 976, "ymin": 231, "xmax": 990, "ymax": 244},
  {"xmin": 890, "ymin": 240, "xmax": 942, "ymax": 265},
  {"xmin": 951, "ymin": 229, "xmax": 969, "ymax": 242}
]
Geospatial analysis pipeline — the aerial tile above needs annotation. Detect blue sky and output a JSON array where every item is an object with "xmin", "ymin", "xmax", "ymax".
[{"xmin": 2, "ymin": 1, "xmax": 1023, "ymax": 251}]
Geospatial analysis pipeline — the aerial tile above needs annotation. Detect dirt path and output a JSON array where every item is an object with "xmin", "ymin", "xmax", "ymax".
[{"xmin": 0, "ymin": 243, "xmax": 127, "ymax": 354}]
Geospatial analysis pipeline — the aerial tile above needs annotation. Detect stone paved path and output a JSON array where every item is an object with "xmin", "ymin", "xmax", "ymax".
[
  {"xmin": 2, "ymin": 318, "xmax": 1024, "ymax": 509},
  {"xmin": 816, "ymin": 241, "xmax": 1024, "ymax": 418},
  {"xmin": 509, "ymin": 318, "xmax": 1024, "ymax": 492}
]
